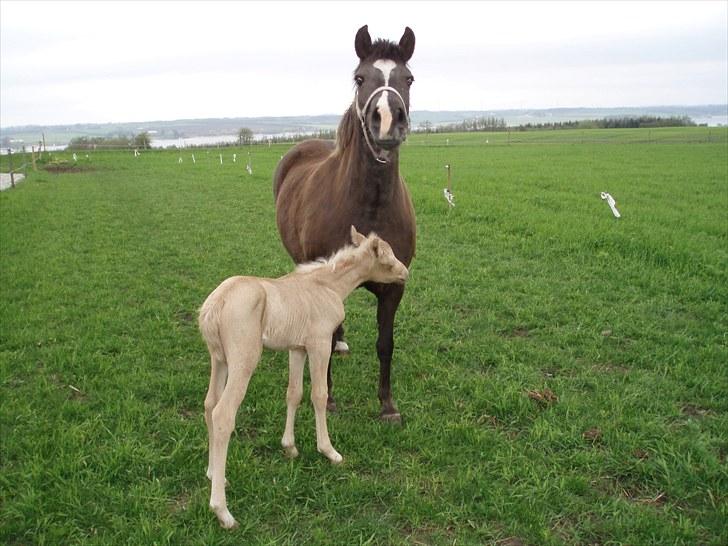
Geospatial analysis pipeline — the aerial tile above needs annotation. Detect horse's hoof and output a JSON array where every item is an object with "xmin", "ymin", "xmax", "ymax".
[
  {"xmin": 380, "ymin": 411, "xmax": 402, "ymax": 424},
  {"xmin": 283, "ymin": 445, "xmax": 299, "ymax": 459},
  {"xmin": 334, "ymin": 341, "xmax": 350, "ymax": 356},
  {"xmin": 326, "ymin": 399, "xmax": 338, "ymax": 412}
]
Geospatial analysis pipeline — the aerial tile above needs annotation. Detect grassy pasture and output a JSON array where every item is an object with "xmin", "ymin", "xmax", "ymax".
[{"xmin": 1, "ymin": 127, "xmax": 727, "ymax": 545}]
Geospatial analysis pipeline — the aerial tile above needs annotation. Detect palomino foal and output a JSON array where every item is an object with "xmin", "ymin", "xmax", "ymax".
[{"xmin": 199, "ymin": 226, "xmax": 408, "ymax": 529}]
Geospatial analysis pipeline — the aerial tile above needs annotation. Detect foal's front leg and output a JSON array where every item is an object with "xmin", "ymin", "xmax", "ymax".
[
  {"xmin": 281, "ymin": 349, "xmax": 305, "ymax": 458},
  {"xmin": 308, "ymin": 340, "xmax": 343, "ymax": 464}
]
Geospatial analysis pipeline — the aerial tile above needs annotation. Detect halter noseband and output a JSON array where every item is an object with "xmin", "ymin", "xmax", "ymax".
[{"xmin": 355, "ymin": 85, "xmax": 410, "ymax": 164}]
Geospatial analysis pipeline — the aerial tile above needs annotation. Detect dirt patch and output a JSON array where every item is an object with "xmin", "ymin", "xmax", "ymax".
[
  {"xmin": 43, "ymin": 161, "xmax": 96, "ymax": 173},
  {"xmin": 527, "ymin": 388, "xmax": 558, "ymax": 405}
]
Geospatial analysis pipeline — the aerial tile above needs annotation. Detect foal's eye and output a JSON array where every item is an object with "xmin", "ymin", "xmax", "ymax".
[
  {"xmin": 406, "ymin": 76, "xmax": 414, "ymax": 87},
  {"xmin": 354, "ymin": 76, "xmax": 364, "ymax": 87}
]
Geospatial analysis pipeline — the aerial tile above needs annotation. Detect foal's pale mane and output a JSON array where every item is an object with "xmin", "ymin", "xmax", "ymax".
[
  {"xmin": 294, "ymin": 243, "xmax": 359, "ymax": 274},
  {"xmin": 294, "ymin": 233, "xmax": 378, "ymax": 274}
]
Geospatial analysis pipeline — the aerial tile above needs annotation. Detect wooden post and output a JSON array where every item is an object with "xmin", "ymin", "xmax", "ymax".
[
  {"xmin": 7, "ymin": 149, "xmax": 15, "ymax": 188},
  {"xmin": 31, "ymin": 146, "xmax": 37, "ymax": 171},
  {"xmin": 42, "ymin": 132, "xmax": 47, "ymax": 152}
]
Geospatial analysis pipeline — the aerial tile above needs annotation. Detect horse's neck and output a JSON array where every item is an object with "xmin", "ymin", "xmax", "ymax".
[{"xmin": 336, "ymin": 107, "xmax": 401, "ymax": 207}]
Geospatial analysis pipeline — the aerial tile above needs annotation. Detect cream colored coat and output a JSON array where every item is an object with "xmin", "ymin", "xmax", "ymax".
[{"xmin": 198, "ymin": 226, "xmax": 408, "ymax": 529}]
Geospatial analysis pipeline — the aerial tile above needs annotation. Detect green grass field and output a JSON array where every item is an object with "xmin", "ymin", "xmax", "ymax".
[{"xmin": 1, "ymin": 127, "xmax": 727, "ymax": 545}]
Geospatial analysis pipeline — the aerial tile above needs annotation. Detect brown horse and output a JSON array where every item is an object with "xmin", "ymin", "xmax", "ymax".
[{"xmin": 273, "ymin": 25, "xmax": 416, "ymax": 422}]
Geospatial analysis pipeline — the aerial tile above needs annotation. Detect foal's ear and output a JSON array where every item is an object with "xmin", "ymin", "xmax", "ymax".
[
  {"xmin": 399, "ymin": 27, "xmax": 415, "ymax": 62},
  {"xmin": 370, "ymin": 237, "xmax": 381, "ymax": 257},
  {"xmin": 351, "ymin": 225, "xmax": 366, "ymax": 246},
  {"xmin": 355, "ymin": 25, "xmax": 372, "ymax": 60}
]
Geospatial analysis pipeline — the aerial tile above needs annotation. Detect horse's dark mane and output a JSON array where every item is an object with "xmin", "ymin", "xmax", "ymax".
[
  {"xmin": 334, "ymin": 105, "xmax": 359, "ymax": 154},
  {"xmin": 362, "ymin": 39, "xmax": 407, "ymax": 63}
]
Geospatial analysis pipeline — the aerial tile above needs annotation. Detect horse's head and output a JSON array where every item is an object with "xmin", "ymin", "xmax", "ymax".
[{"xmin": 353, "ymin": 25, "xmax": 415, "ymax": 159}]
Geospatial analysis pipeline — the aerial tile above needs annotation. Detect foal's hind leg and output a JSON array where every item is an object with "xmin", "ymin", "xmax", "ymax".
[
  {"xmin": 281, "ymin": 349, "xmax": 305, "ymax": 458},
  {"xmin": 209, "ymin": 339, "xmax": 262, "ymax": 529},
  {"xmin": 205, "ymin": 355, "xmax": 227, "ymax": 481}
]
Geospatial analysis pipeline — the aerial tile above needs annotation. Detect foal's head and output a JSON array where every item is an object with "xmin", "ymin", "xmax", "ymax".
[
  {"xmin": 353, "ymin": 25, "xmax": 415, "ymax": 155},
  {"xmin": 351, "ymin": 226, "xmax": 409, "ymax": 284}
]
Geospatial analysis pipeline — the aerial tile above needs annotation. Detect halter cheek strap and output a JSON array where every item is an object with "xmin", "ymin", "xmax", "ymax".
[{"xmin": 355, "ymin": 86, "xmax": 410, "ymax": 164}]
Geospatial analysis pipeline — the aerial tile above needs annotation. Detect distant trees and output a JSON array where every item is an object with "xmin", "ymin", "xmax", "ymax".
[
  {"xmin": 67, "ymin": 135, "xmax": 130, "ymax": 150},
  {"xmin": 413, "ymin": 115, "xmax": 697, "ymax": 134},
  {"xmin": 133, "ymin": 132, "xmax": 151, "ymax": 149},
  {"xmin": 67, "ymin": 132, "xmax": 152, "ymax": 150},
  {"xmin": 417, "ymin": 116, "xmax": 507, "ymax": 133},
  {"xmin": 238, "ymin": 127, "xmax": 254, "ymax": 145}
]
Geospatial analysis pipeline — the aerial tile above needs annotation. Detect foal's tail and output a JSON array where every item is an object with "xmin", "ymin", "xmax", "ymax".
[{"xmin": 198, "ymin": 282, "xmax": 230, "ymax": 363}]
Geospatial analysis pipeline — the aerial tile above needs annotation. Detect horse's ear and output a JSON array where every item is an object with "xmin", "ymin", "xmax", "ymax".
[
  {"xmin": 399, "ymin": 27, "xmax": 415, "ymax": 62},
  {"xmin": 355, "ymin": 25, "xmax": 372, "ymax": 60},
  {"xmin": 351, "ymin": 225, "xmax": 366, "ymax": 247}
]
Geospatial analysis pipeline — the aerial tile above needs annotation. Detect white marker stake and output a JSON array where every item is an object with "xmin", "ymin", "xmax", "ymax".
[
  {"xmin": 233, "ymin": 153, "xmax": 237, "ymax": 163},
  {"xmin": 73, "ymin": 153, "xmax": 78, "ymax": 162},
  {"xmin": 600, "ymin": 192, "xmax": 621, "ymax": 218},
  {"xmin": 219, "ymin": 154, "xmax": 223, "ymax": 165},
  {"xmin": 191, "ymin": 154, "xmax": 196, "ymax": 164},
  {"xmin": 443, "ymin": 164, "xmax": 455, "ymax": 208}
]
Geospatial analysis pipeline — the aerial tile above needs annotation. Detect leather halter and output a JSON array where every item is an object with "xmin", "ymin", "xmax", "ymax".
[{"xmin": 355, "ymin": 85, "xmax": 410, "ymax": 164}]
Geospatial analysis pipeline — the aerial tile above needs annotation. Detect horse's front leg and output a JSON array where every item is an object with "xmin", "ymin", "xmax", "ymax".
[
  {"xmin": 375, "ymin": 283, "xmax": 405, "ymax": 422},
  {"xmin": 308, "ymin": 340, "xmax": 343, "ymax": 464}
]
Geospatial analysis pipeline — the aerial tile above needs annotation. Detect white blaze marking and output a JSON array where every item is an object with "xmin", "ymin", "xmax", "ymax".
[
  {"xmin": 373, "ymin": 59, "xmax": 397, "ymax": 138},
  {"xmin": 373, "ymin": 59, "xmax": 396, "ymax": 86}
]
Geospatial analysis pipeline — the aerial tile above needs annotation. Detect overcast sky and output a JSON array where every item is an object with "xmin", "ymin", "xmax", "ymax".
[{"xmin": 1, "ymin": 0, "xmax": 726, "ymax": 127}]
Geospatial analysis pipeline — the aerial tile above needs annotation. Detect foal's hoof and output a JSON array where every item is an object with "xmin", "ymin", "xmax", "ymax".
[
  {"xmin": 380, "ymin": 411, "xmax": 402, "ymax": 424},
  {"xmin": 326, "ymin": 398, "xmax": 338, "ymax": 412},
  {"xmin": 212, "ymin": 507, "xmax": 238, "ymax": 529},
  {"xmin": 283, "ymin": 445, "xmax": 299, "ymax": 459}
]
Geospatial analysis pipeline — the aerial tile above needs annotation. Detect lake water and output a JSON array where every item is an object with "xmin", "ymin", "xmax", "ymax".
[{"xmin": 150, "ymin": 132, "xmax": 310, "ymax": 149}]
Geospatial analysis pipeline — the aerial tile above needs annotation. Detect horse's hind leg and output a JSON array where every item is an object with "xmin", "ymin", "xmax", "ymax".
[
  {"xmin": 333, "ymin": 323, "xmax": 349, "ymax": 355},
  {"xmin": 281, "ymin": 348, "xmax": 305, "ymax": 458},
  {"xmin": 209, "ymin": 337, "xmax": 263, "ymax": 529},
  {"xmin": 326, "ymin": 323, "xmax": 345, "ymax": 412},
  {"xmin": 205, "ymin": 355, "xmax": 227, "ymax": 481},
  {"xmin": 375, "ymin": 283, "xmax": 405, "ymax": 423}
]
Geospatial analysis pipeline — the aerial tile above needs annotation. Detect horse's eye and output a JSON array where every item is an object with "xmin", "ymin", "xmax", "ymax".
[
  {"xmin": 354, "ymin": 76, "xmax": 364, "ymax": 87},
  {"xmin": 406, "ymin": 76, "xmax": 414, "ymax": 87}
]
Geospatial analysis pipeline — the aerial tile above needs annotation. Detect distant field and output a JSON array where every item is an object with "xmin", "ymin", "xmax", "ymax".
[{"xmin": 1, "ymin": 127, "xmax": 726, "ymax": 545}]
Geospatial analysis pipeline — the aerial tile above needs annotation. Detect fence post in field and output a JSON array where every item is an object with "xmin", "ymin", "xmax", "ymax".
[
  {"xmin": 42, "ymin": 133, "xmax": 47, "ymax": 153},
  {"xmin": 31, "ymin": 146, "xmax": 38, "ymax": 171},
  {"xmin": 8, "ymin": 149, "xmax": 15, "ymax": 188}
]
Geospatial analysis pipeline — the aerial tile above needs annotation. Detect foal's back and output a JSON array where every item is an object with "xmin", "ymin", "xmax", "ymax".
[{"xmin": 201, "ymin": 273, "xmax": 344, "ymax": 353}]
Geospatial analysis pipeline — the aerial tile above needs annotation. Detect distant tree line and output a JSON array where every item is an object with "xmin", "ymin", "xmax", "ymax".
[
  {"xmin": 68, "ymin": 132, "xmax": 152, "ymax": 150},
  {"xmin": 512, "ymin": 115, "xmax": 697, "ymax": 131},
  {"xmin": 414, "ymin": 115, "xmax": 697, "ymax": 134}
]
